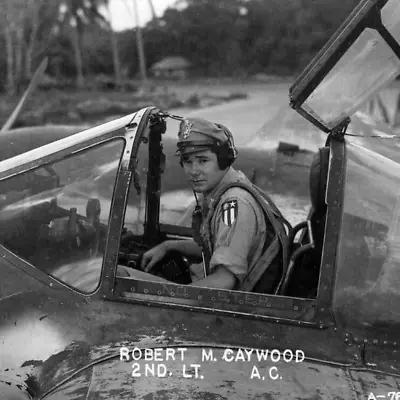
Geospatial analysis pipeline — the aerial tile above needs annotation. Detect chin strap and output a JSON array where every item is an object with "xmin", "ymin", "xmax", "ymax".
[{"xmin": 193, "ymin": 189, "xmax": 199, "ymax": 206}]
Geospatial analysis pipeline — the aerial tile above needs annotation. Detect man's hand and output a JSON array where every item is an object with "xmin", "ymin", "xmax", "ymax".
[
  {"xmin": 141, "ymin": 239, "xmax": 202, "ymax": 272},
  {"xmin": 141, "ymin": 242, "xmax": 169, "ymax": 272}
]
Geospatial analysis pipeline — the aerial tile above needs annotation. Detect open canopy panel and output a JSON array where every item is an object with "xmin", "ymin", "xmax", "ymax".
[{"xmin": 290, "ymin": 0, "xmax": 400, "ymax": 133}]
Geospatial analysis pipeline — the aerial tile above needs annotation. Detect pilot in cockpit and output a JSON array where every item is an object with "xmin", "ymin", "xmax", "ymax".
[{"xmin": 121, "ymin": 118, "xmax": 286, "ymax": 293}]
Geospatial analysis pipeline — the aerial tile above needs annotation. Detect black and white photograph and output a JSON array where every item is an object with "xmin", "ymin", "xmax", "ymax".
[{"xmin": 0, "ymin": 0, "xmax": 399, "ymax": 399}]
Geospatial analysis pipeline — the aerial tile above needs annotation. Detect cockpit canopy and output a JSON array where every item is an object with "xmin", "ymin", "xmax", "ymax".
[
  {"xmin": 290, "ymin": 0, "xmax": 400, "ymax": 133},
  {"xmin": 288, "ymin": 0, "xmax": 400, "ymax": 336}
]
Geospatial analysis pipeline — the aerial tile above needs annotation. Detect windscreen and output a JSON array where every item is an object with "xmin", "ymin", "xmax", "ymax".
[
  {"xmin": 302, "ymin": 28, "xmax": 400, "ymax": 129},
  {"xmin": 0, "ymin": 139, "xmax": 125, "ymax": 293},
  {"xmin": 333, "ymin": 141, "xmax": 400, "ymax": 331}
]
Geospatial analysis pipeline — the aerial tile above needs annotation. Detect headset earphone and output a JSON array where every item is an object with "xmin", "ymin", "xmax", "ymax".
[{"xmin": 214, "ymin": 123, "xmax": 238, "ymax": 169}]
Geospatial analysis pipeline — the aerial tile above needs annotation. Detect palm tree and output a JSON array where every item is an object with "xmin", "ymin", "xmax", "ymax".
[
  {"xmin": 147, "ymin": 0, "xmax": 157, "ymax": 20},
  {"xmin": 60, "ymin": 0, "xmax": 123, "ymax": 89},
  {"xmin": 99, "ymin": 0, "xmax": 122, "ymax": 88},
  {"xmin": 1, "ymin": 0, "xmax": 54, "ymax": 94},
  {"xmin": 132, "ymin": 0, "xmax": 147, "ymax": 85},
  {"xmin": 58, "ymin": 0, "xmax": 88, "ymax": 88},
  {"xmin": 25, "ymin": 0, "xmax": 63, "ymax": 79},
  {"xmin": 1, "ymin": 0, "xmax": 28, "ymax": 94},
  {"xmin": 59, "ymin": 0, "xmax": 105, "ymax": 88}
]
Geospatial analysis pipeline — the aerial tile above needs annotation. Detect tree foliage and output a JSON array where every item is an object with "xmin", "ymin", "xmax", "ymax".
[
  {"xmin": 0, "ymin": 0, "xmax": 362, "ymax": 90},
  {"xmin": 0, "ymin": 0, "xmax": 62, "ymax": 93},
  {"xmin": 134, "ymin": 0, "xmax": 360, "ymax": 77}
]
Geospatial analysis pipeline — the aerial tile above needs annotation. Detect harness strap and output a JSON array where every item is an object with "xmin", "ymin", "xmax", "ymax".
[
  {"xmin": 252, "ymin": 185, "xmax": 293, "ymax": 235},
  {"xmin": 191, "ymin": 204, "xmax": 212, "ymax": 276},
  {"xmin": 202, "ymin": 180, "xmax": 292, "ymax": 289},
  {"xmin": 242, "ymin": 237, "xmax": 280, "ymax": 291}
]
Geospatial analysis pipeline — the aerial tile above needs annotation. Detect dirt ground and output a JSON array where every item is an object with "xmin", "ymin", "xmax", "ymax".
[
  {"xmin": 0, "ymin": 76, "xmax": 291, "ymax": 128},
  {"xmin": 1, "ymin": 74, "xmax": 397, "ymax": 127}
]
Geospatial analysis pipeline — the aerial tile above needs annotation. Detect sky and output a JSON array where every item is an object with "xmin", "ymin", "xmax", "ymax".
[{"xmin": 107, "ymin": 0, "xmax": 177, "ymax": 31}]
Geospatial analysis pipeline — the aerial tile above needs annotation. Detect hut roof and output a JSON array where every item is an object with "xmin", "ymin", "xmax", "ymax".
[{"xmin": 151, "ymin": 56, "xmax": 191, "ymax": 70}]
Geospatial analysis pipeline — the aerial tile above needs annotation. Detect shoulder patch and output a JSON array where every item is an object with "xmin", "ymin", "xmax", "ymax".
[{"xmin": 221, "ymin": 199, "xmax": 238, "ymax": 226}]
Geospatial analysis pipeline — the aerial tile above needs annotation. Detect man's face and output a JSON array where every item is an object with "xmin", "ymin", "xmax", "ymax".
[{"xmin": 181, "ymin": 149, "xmax": 227, "ymax": 194}]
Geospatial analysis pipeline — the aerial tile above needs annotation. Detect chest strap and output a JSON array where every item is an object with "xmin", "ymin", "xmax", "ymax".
[
  {"xmin": 201, "ymin": 181, "xmax": 292, "ymax": 289},
  {"xmin": 191, "ymin": 204, "xmax": 212, "ymax": 276}
]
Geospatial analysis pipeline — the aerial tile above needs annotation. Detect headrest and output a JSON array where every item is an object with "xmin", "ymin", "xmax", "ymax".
[{"xmin": 309, "ymin": 147, "xmax": 330, "ymax": 213}]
